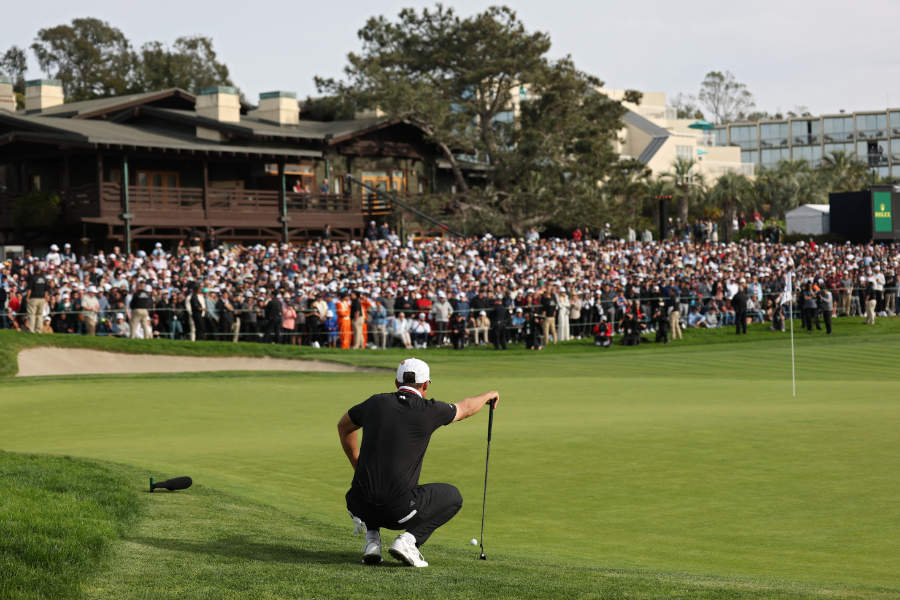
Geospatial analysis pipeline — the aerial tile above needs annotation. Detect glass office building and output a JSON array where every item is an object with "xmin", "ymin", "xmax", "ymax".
[{"xmin": 714, "ymin": 110, "xmax": 900, "ymax": 178}]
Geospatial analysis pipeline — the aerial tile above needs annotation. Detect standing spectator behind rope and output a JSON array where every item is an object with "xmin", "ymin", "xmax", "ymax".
[
  {"xmin": 490, "ymin": 296, "xmax": 508, "ymax": 350},
  {"xmin": 871, "ymin": 266, "xmax": 886, "ymax": 316},
  {"xmin": 800, "ymin": 282, "xmax": 819, "ymax": 332},
  {"xmin": 188, "ymin": 286, "xmax": 205, "ymax": 341},
  {"xmin": 370, "ymin": 300, "xmax": 388, "ymax": 349},
  {"xmin": 130, "ymin": 284, "xmax": 153, "ymax": 339},
  {"xmin": 430, "ymin": 292, "xmax": 452, "ymax": 346},
  {"xmin": 81, "ymin": 286, "xmax": 100, "ymax": 336},
  {"xmin": 666, "ymin": 286, "xmax": 682, "ymax": 341},
  {"xmin": 540, "ymin": 286, "xmax": 558, "ymax": 346},
  {"xmin": 264, "ymin": 292, "xmax": 283, "ymax": 344},
  {"xmin": 886, "ymin": 269, "xmax": 897, "ymax": 316},
  {"xmin": 25, "ymin": 264, "xmax": 49, "ymax": 334},
  {"xmin": 732, "ymin": 282, "xmax": 749, "ymax": 335},
  {"xmin": 864, "ymin": 277, "xmax": 877, "ymax": 325},
  {"xmin": 556, "ymin": 289, "xmax": 570, "ymax": 342},
  {"xmin": 818, "ymin": 283, "xmax": 834, "ymax": 335},
  {"xmin": 351, "ymin": 290, "xmax": 365, "ymax": 349}
]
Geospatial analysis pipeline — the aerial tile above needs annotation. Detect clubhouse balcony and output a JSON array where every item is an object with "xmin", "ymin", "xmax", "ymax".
[{"xmin": 0, "ymin": 183, "xmax": 372, "ymax": 242}]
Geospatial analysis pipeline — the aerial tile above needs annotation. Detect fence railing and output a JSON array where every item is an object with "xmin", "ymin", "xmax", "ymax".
[{"xmin": 5, "ymin": 287, "xmax": 895, "ymax": 343}]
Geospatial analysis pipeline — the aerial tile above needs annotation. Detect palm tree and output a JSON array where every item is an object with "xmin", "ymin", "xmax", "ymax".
[
  {"xmin": 668, "ymin": 157, "xmax": 696, "ymax": 224},
  {"xmin": 603, "ymin": 159, "xmax": 650, "ymax": 228},
  {"xmin": 821, "ymin": 151, "xmax": 869, "ymax": 193},
  {"xmin": 710, "ymin": 171, "xmax": 752, "ymax": 241}
]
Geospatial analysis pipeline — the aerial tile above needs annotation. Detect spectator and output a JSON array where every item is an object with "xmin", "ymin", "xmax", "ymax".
[
  {"xmin": 410, "ymin": 313, "xmax": 431, "ymax": 349},
  {"xmin": 25, "ymin": 264, "xmax": 49, "ymax": 334},
  {"xmin": 283, "ymin": 301, "xmax": 297, "ymax": 344},
  {"xmin": 450, "ymin": 312, "xmax": 468, "ymax": 350},
  {"xmin": 388, "ymin": 311, "xmax": 411, "ymax": 349},
  {"xmin": 111, "ymin": 313, "xmax": 130, "ymax": 337},
  {"xmin": 430, "ymin": 292, "xmax": 452, "ymax": 346},
  {"xmin": 471, "ymin": 310, "xmax": 490, "ymax": 345},
  {"xmin": 81, "ymin": 286, "xmax": 100, "ymax": 336}
]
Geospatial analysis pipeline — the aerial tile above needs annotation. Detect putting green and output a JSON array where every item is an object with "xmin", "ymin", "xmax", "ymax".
[{"xmin": 1, "ymin": 323, "xmax": 899, "ymax": 596}]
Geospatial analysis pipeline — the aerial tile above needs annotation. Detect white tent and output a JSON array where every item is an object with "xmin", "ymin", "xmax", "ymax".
[{"xmin": 786, "ymin": 204, "xmax": 830, "ymax": 235}]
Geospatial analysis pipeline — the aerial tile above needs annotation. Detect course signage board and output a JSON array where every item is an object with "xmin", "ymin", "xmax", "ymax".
[{"xmin": 873, "ymin": 191, "xmax": 893, "ymax": 233}]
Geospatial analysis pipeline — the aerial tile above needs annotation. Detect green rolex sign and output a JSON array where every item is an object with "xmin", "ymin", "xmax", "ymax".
[{"xmin": 873, "ymin": 191, "xmax": 893, "ymax": 233}]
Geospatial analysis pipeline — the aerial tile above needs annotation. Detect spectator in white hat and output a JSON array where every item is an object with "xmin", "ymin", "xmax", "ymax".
[
  {"xmin": 111, "ymin": 313, "xmax": 130, "ymax": 338},
  {"xmin": 46, "ymin": 244, "xmax": 62, "ymax": 267},
  {"xmin": 81, "ymin": 286, "xmax": 100, "ymax": 336},
  {"xmin": 471, "ymin": 310, "xmax": 490, "ymax": 345},
  {"xmin": 410, "ymin": 313, "xmax": 431, "ymax": 349}
]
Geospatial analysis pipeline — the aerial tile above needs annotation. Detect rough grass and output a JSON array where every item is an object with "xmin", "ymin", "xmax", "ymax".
[{"xmin": 0, "ymin": 452, "xmax": 140, "ymax": 600}]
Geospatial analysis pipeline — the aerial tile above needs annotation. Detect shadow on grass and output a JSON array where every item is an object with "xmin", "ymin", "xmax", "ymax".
[{"xmin": 128, "ymin": 534, "xmax": 410, "ymax": 567}]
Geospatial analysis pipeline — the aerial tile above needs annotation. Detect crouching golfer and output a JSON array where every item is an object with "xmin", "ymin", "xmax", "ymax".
[{"xmin": 338, "ymin": 358, "xmax": 499, "ymax": 567}]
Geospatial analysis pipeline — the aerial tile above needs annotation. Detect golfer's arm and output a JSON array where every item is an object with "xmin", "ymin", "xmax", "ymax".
[
  {"xmin": 337, "ymin": 412, "xmax": 361, "ymax": 469},
  {"xmin": 452, "ymin": 391, "xmax": 499, "ymax": 423}
]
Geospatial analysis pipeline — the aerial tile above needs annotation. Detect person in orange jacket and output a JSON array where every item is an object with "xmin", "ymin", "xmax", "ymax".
[{"xmin": 337, "ymin": 292, "xmax": 352, "ymax": 349}]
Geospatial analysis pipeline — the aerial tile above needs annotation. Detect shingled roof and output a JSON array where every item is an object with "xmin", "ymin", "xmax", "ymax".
[
  {"xmin": 0, "ymin": 112, "xmax": 320, "ymax": 158},
  {"xmin": 25, "ymin": 88, "xmax": 197, "ymax": 119}
]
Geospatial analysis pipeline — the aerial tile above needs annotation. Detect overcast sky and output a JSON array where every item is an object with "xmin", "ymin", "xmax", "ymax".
[{"xmin": 6, "ymin": 0, "xmax": 900, "ymax": 116}]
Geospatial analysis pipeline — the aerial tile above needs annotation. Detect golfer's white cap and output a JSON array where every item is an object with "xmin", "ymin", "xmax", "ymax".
[{"xmin": 397, "ymin": 358, "xmax": 430, "ymax": 385}]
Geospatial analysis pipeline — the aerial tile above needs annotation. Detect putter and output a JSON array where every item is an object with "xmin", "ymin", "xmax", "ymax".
[
  {"xmin": 149, "ymin": 476, "xmax": 193, "ymax": 492},
  {"xmin": 479, "ymin": 398, "xmax": 496, "ymax": 560}
]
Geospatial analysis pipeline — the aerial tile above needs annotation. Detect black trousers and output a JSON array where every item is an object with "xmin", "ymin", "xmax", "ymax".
[
  {"xmin": 822, "ymin": 310, "xmax": 832, "ymax": 334},
  {"xmin": 803, "ymin": 308, "xmax": 819, "ymax": 331},
  {"xmin": 346, "ymin": 483, "xmax": 462, "ymax": 547},
  {"xmin": 492, "ymin": 325, "xmax": 507, "ymax": 350},
  {"xmin": 735, "ymin": 311, "xmax": 747, "ymax": 334}
]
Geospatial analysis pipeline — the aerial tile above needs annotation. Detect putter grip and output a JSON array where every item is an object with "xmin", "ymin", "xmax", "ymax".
[{"xmin": 486, "ymin": 399, "xmax": 495, "ymax": 442}]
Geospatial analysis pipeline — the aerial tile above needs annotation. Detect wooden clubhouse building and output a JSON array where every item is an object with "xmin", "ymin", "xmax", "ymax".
[{"xmin": 0, "ymin": 78, "xmax": 460, "ymax": 248}]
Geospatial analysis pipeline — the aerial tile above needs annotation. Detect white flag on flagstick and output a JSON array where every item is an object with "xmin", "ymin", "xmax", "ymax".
[{"xmin": 781, "ymin": 273, "xmax": 793, "ymax": 305}]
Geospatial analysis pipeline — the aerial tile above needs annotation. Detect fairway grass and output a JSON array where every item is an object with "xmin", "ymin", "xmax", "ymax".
[{"xmin": 1, "ymin": 320, "xmax": 899, "ymax": 598}]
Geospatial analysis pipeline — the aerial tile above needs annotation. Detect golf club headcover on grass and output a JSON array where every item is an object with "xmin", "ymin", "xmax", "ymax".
[{"xmin": 149, "ymin": 476, "xmax": 192, "ymax": 492}]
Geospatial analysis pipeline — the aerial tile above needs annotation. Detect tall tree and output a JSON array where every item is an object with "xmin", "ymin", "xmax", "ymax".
[
  {"xmin": 698, "ymin": 70, "xmax": 755, "ymax": 125},
  {"xmin": 31, "ymin": 18, "xmax": 136, "ymax": 101},
  {"xmin": 318, "ymin": 5, "xmax": 552, "ymax": 195},
  {"xmin": 669, "ymin": 92, "xmax": 704, "ymax": 120},
  {"xmin": 710, "ymin": 171, "xmax": 752, "ymax": 240},
  {"xmin": 603, "ymin": 158, "xmax": 651, "ymax": 227},
  {"xmin": 0, "ymin": 45, "xmax": 27, "ymax": 108},
  {"xmin": 134, "ymin": 36, "xmax": 234, "ymax": 93},
  {"xmin": 317, "ymin": 4, "xmax": 627, "ymax": 235}
]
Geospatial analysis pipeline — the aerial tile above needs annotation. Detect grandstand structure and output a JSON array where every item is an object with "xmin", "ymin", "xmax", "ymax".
[{"xmin": 0, "ymin": 80, "xmax": 468, "ymax": 247}]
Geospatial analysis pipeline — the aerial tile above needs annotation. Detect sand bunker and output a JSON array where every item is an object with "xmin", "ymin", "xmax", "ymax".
[{"xmin": 16, "ymin": 347, "xmax": 374, "ymax": 377}]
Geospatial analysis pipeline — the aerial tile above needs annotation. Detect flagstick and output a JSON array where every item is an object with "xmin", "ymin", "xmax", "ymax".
[{"xmin": 789, "ymin": 281, "xmax": 796, "ymax": 397}]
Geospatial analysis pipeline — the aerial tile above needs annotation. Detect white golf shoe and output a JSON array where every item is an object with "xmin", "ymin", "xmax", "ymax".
[
  {"xmin": 389, "ymin": 532, "xmax": 428, "ymax": 567},
  {"xmin": 361, "ymin": 531, "xmax": 382, "ymax": 565}
]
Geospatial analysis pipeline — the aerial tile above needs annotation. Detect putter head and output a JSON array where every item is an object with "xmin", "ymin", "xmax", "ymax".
[{"xmin": 479, "ymin": 553, "xmax": 486, "ymax": 560}]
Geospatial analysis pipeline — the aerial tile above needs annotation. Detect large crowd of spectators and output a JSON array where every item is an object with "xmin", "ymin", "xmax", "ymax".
[{"xmin": 1, "ymin": 233, "xmax": 897, "ymax": 349}]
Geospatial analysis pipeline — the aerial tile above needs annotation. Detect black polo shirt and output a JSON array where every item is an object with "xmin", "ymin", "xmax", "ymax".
[
  {"xmin": 348, "ymin": 389, "xmax": 456, "ymax": 507},
  {"xmin": 27, "ymin": 273, "xmax": 49, "ymax": 298}
]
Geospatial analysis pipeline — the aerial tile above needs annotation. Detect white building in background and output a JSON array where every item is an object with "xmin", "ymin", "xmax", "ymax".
[
  {"xmin": 600, "ymin": 89, "xmax": 753, "ymax": 182},
  {"xmin": 785, "ymin": 204, "xmax": 830, "ymax": 235}
]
